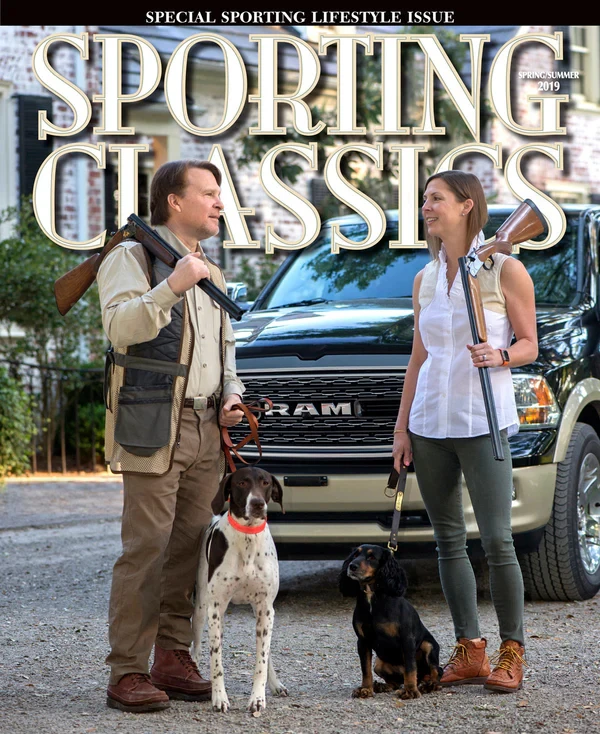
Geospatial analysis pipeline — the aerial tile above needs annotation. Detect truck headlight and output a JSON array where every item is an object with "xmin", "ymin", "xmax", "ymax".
[{"xmin": 512, "ymin": 374, "xmax": 560, "ymax": 428}]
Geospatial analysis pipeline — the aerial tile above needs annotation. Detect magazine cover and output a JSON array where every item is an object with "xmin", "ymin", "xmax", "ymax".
[{"xmin": 1, "ymin": 9, "xmax": 599, "ymax": 733}]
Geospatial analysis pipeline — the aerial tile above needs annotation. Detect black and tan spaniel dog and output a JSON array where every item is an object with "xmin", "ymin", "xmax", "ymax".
[{"xmin": 340, "ymin": 544, "xmax": 442, "ymax": 700}]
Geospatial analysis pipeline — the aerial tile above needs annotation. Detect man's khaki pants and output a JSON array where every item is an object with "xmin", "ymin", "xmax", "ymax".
[{"xmin": 106, "ymin": 406, "xmax": 221, "ymax": 684}]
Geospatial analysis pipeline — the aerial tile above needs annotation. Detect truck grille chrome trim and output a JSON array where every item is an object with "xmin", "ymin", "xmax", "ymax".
[{"xmin": 230, "ymin": 369, "xmax": 405, "ymax": 452}]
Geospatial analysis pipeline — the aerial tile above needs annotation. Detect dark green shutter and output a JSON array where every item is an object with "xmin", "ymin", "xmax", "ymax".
[{"xmin": 18, "ymin": 95, "xmax": 53, "ymax": 198}]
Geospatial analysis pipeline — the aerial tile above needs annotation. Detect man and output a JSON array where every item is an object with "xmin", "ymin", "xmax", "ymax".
[{"xmin": 97, "ymin": 160, "xmax": 245, "ymax": 713}]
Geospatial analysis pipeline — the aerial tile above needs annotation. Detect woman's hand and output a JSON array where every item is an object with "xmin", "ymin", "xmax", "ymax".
[
  {"xmin": 466, "ymin": 342, "xmax": 503, "ymax": 368},
  {"xmin": 392, "ymin": 431, "xmax": 412, "ymax": 472}
]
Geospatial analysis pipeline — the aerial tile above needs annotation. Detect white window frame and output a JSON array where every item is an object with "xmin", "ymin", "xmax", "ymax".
[
  {"xmin": 570, "ymin": 26, "xmax": 600, "ymax": 106},
  {"xmin": 0, "ymin": 82, "xmax": 17, "ymax": 239},
  {"xmin": 546, "ymin": 178, "xmax": 591, "ymax": 205}
]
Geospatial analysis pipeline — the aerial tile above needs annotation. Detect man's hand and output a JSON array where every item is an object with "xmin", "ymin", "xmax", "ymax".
[
  {"xmin": 167, "ymin": 252, "xmax": 210, "ymax": 296},
  {"xmin": 220, "ymin": 394, "xmax": 244, "ymax": 428}
]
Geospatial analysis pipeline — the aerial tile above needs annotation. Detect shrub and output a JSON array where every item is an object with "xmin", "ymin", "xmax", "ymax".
[{"xmin": 0, "ymin": 367, "xmax": 36, "ymax": 479}]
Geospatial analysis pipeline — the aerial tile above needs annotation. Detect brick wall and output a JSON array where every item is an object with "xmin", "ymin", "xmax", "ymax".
[{"xmin": 458, "ymin": 26, "xmax": 600, "ymax": 205}]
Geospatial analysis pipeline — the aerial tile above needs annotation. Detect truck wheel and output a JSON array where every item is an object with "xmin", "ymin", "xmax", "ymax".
[{"xmin": 519, "ymin": 422, "xmax": 600, "ymax": 601}]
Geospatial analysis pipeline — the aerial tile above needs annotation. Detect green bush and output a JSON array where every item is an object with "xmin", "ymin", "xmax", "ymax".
[{"xmin": 0, "ymin": 367, "xmax": 36, "ymax": 479}]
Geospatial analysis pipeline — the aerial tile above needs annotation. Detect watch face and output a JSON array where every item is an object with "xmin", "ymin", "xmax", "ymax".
[{"xmin": 503, "ymin": 349, "xmax": 510, "ymax": 363}]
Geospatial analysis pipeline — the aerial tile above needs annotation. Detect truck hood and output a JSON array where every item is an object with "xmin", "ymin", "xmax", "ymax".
[
  {"xmin": 233, "ymin": 299, "xmax": 416, "ymax": 360},
  {"xmin": 233, "ymin": 300, "xmax": 591, "ymax": 364}
]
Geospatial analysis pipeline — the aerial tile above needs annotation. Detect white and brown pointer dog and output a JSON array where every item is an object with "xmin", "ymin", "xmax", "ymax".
[{"xmin": 191, "ymin": 466, "xmax": 288, "ymax": 713}]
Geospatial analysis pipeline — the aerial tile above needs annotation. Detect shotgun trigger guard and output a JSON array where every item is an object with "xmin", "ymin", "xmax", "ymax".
[{"xmin": 467, "ymin": 255, "xmax": 484, "ymax": 278}]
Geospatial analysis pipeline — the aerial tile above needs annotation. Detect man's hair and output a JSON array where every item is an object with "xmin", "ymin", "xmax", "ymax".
[
  {"xmin": 150, "ymin": 160, "xmax": 222, "ymax": 226},
  {"xmin": 423, "ymin": 170, "xmax": 488, "ymax": 260}
]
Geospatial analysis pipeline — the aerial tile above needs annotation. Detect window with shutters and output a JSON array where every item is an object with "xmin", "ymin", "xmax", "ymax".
[{"xmin": 17, "ymin": 95, "xmax": 53, "ymax": 199}]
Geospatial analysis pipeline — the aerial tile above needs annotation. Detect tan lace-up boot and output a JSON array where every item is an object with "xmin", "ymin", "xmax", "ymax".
[
  {"xmin": 484, "ymin": 640, "xmax": 526, "ymax": 693},
  {"xmin": 440, "ymin": 637, "xmax": 491, "ymax": 686}
]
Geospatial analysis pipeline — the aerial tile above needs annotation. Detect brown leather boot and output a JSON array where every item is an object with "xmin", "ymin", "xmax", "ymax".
[
  {"xmin": 484, "ymin": 640, "xmax": 526, "ymax": 693},
  {"xmin": 150, "ymin": 645, "xmax": 212, "ymax": 701},
  {"xmin": 106, "ymin": 673, "xmax": 170, "ymax": 713},
  {"xmin": 440, "ymin": 638, "xmax": 491, "ymax": 686}
]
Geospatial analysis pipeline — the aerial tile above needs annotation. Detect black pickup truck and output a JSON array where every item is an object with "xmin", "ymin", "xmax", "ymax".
[{"xmin": 229, "ymin": 204, "xmax": 600, "ymax": 602}]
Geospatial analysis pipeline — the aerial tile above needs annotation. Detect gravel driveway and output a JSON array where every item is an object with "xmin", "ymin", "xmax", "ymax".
[{"xmin": 1, "ymin": 477, "xmax": 600, "ymax": 734}]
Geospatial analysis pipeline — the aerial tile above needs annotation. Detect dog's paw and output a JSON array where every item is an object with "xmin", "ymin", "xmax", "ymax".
[
  {"xmin": 418, "ymin": 676, "xmax": 441, "ymax": 694},
  {"xmin": 247, "ymin": 694, "xmax": 266, "ymax": 713},
  {"xmin": 212, "ymin": 691, "xmax": 230, "ymax": 713},
  {"xmin": 271, "ymin": 681, "xmax": 288, "ymax": 697},
  {"xmin": 399, "ymin": 686, "xmax": 422, "ymax": 700},
  {"xmin": 373, "ymin": 681, "xmax": 394, "ymax": 693},
  {"xmin": 352, "ymin": 686, "xmax": 374, "ymax": 698}
]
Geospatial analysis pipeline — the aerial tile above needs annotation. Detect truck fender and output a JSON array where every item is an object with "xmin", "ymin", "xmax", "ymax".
[{"xmin": 552, "ymin": 377, "xmax": 600, "ymax": 463}]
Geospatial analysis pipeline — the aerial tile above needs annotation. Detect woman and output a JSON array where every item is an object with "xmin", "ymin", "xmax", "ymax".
[{"xmin": 392, "ymin": 170, "xmax": 537, "ymax": 693}]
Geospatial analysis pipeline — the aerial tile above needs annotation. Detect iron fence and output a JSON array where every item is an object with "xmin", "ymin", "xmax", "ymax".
[{"xmin": 2, "ymin": 359, "xmax": 105, "ymax": 474}]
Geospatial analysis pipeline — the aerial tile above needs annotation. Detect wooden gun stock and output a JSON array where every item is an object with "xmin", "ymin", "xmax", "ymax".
[
  {"xmin": 468, "ymin": 276, "xmax": 487, "ymax": 343},
  {"xmin": 53, "ymin": 229, "xmax": 126, "ymax": 316},
  {"xmin": 457, "ymin": 198, "xmax": 548, "ymax": 461}
]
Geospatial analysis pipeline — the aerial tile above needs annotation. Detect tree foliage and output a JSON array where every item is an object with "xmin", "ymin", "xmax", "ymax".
[
  {"xmin": 236, "ymin": 256, "xmax": 280, "ymax": 301},
  {"xmin": 0, "ymin": 199, "xmax": 105, "ymax": 371},
  {"xmin": 238, "ymin": 28, "xmax": 475, "ymax": 217}
]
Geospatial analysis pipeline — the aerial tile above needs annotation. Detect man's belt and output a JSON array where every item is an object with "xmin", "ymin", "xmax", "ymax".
[{"xmin": 184, "ymin": 395, "xmax": 217, "ymax": 410}]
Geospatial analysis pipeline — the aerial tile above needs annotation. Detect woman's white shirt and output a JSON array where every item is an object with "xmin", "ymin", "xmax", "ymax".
[{"xmin": 408, "ymin": 242, "xmax": 519, "ymax": 439}]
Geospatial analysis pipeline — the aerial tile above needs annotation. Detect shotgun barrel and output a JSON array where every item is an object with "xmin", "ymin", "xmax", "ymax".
[
  {"xmin": 458, "ymin": 256, "xmax": 505, "ymax": 461},
  {"xmin": 126, "ymin": 214, "xmax": 244, "ymax": 321}
]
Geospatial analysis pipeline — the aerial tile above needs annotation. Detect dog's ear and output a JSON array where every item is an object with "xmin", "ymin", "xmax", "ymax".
[
  {"xmin": 212, "ymin": 472, "xmax": 234, "ymax": 514},
  {"xmin": 339, "ymin": 548, "xmax": 360, "ymax": 597},
  {"xmin": 375, "ymin": 550, "xmax": 407, "ymax": 597},
  {"xmin": 270, "ymin": 474, "xmax": 285, "ymax": 513}
]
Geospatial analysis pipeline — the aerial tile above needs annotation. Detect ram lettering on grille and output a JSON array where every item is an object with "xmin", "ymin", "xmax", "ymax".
[{"xmin": 266, "ymin": 402, "xmax": 354, "ymax": 416}]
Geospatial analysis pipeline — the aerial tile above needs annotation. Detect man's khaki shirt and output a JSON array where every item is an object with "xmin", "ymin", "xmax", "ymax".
[{"xmin": 97, "ymin": 224, "xmax": 245, "ymax": 401}]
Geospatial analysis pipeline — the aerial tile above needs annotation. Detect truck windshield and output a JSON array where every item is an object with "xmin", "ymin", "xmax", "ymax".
[
  {"xmin": 261, "ymin": 214, "xmax": 580, "ymax": 310},
  {"xmin": 262, "ymin": 223, "xmax": 430, "ymax": 309}
]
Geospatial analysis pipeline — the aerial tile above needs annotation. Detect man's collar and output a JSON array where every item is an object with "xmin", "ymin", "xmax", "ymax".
[{"xmin": 154, "ymin": 224, "xmax": 204, "ymax": 258}]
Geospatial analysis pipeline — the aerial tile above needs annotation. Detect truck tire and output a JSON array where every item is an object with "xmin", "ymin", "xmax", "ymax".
[{"xmin": 519, "ymin": 422, "xmax": 600, "ymax": 601}]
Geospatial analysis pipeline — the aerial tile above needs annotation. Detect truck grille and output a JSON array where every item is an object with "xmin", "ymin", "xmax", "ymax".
[{"xmin": 229, "ymin": 368, "xmax": 404, "ymax": 456}]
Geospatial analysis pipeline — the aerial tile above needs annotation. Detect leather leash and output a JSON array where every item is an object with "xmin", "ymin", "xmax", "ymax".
[
  {"xmin": 384, "ymin": 465, "xmax": 408, "ymax": 553},
  {"xmin": 221, "ymin": 398, "xmax": 273, "ymax": 473}
]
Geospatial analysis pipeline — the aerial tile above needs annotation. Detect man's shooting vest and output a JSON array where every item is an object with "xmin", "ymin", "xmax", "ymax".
[{"xmin": 103, "ymin": 242, "xmax": 227, "ymax": 476}]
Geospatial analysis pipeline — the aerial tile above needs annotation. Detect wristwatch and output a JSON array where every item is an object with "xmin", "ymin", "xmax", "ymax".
[{"xmin": 500, "ymin": 349, "xmax": 511, "ymax": 366}]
